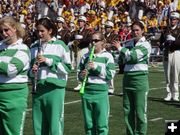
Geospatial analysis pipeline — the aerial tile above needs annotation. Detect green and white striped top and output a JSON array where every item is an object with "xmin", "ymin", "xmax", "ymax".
[
  {"xmin": 119, "ymin": 36, "xmax": 151, "ymax": 73},
  {"xmin": 78, "ymin": 48, "xmax": 116, "ymax": 91},
  {"xmin": 0, "ymin": 39, "xmax": 30, "ymax": 90},
  {"xmin": 29, "ymin": 37, "xmax": 71, "ymax": 88}
]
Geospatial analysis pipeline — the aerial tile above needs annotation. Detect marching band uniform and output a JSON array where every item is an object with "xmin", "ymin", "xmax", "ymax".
[
  {"xmin": 73, "ymin": 15, "xmax": 92, "ymax": 90},
  {"xmin": 113, "ymin": 21, "xmax": 151, "ymax": 135},
  {"xmin": 160, "ymin": 11, "xmax": 180, "ymax": 101},
  {"xmin": 79, "ymin": 32, "xmax": 116, "ymax": 135},
  {"xmin": 30, "ymin": 37, "xmax": 71, "ymax": 135},
  {"xmin": 56, "ymin": 16, "xmax": 71, "ymax": 45},
  {"xmin": 122, "ymin": 36, "xmax": 151, "ymax": 135},
  {"xmin": 104, "ymin": 21, "xmax": 119, "ymax": 94},
  {"xmin": 29, "ymin": 17, "xmax": 71, "ymax": 135},
  {"xmin": 0, "ymin": 16, "xmax": 30, "ymax": 135}
]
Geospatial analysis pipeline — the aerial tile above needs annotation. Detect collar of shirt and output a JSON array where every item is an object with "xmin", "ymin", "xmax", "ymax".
[{"xmin": 94, "ymin": 48, "xmax": 106, "ymax": 57}]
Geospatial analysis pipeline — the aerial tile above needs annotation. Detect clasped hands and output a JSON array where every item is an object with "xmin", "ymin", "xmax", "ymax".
[
  {"xmin": 32, "ymin": 55, "xmax": 46, "ymax": 73},
  {"xmin": 80, "ymin": 61, "xmax": 95, "ymax": 78}
]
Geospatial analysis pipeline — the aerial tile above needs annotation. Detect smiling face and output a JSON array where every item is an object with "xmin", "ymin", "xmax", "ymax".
[{"xmin": 36, "ymin": 24, "xmax": 52, "ymax": 42}]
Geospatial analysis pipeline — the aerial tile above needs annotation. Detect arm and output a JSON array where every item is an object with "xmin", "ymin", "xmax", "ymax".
[
  {"xmin": 0, "ymin": 49, "xmax": 30, "ymax": 77},
  {"xmin": 88, "ymin": 53, "xmax": 116, "ymax": 81}
]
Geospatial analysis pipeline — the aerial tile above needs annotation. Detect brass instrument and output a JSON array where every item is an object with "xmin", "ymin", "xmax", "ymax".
[
  {"xmin": 71, "ymin": 39, "xmax": 80, "ymax": 57},
  {"xmin": 71, "ymin": 32, "xmax": 84, "ymax": 55}
]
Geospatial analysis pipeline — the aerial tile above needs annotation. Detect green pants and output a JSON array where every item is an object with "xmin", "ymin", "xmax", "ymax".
[
  {"xmin": 82, "ymin": 92, "xmax": 109, "ymax": 135},
  {"xmin": 33, "ymin": 85, "xmax": 65, "ymax": 135},
  {"xmin": 123, "ymin": 90, "xmax": 148, "ymax": 135},
  {"xmin": 0, "ymin": 87, "xmax": 28, "ymax": 135}
]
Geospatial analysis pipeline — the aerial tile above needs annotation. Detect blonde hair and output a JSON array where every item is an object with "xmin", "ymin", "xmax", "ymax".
[
  {"xmin": 0, "ymin": 16, "xmax": 25, "ymax": 38},
  {"xmin": 92, "ymin": 31, "xmax": 107, "ymax": 48}
]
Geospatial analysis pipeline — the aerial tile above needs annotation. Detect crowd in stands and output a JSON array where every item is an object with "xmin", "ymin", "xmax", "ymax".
[{"xmin": 0, "ymin": 0, "xmax": 179, "ymax": 45}]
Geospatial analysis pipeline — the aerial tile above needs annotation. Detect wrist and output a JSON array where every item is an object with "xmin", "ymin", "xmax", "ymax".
[{"xmin": 45, "ymin": 58, "xmax": 53, "ymax": 66}]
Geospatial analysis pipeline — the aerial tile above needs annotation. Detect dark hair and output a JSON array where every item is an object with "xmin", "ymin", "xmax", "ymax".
[
  {"xmin": 35, "ymin": 17, "xmax": 57, "ymax": 37},
  {"xmin": 131, "ymin": 20, "xmax": 145, "ymax": 30}
]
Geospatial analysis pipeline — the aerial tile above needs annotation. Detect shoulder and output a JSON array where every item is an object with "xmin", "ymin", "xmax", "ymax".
[
  {"xmin": 103, "ymin": 51, "xmax": 113, "ymax": 57},
  {"xmin": 101, "ymin": 51, "xmax": 114, "ymax": 61},
  {"xmin": 137, "ymin": 37, "xmax": 151, "ymax": 48},
  {"xmin": 19, "ymin": 43, "xmax": 30, "ymax": 50},
  {"xmin": 52, "ymin": 40, "xmax": 70, "ymax": 52},
  {"xmin": 15, "ymin": 39, "xmax": 30, "ymax": 51}
]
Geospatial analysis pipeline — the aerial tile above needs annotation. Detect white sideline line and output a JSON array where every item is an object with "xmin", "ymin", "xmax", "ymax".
[
  {"xmin": 26, "ymin": 86, "xmax": 166, "ymax": 112},
  {"xmin": 64, "ymin": 100, "xmax": 81, "ymax": 105},
  {"xmin": 149, "ymin": 117, "xmax": 163, "ymax": 122},
  {"xmin": 26, "ymin": 100, "xmax": 81, "ymax": 112},
  {"xmin": 26, "ymin": 108, "xmax": 32, "ymax": 112},
  {"xmin": 68, "ymin": 76, "xmax": 76, "ymax": 79},
  {"xmin": 150, "ymin": 87, "xmax": 165, "ymax": 91}
]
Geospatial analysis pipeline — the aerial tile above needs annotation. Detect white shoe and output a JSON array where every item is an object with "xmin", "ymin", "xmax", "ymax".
[
  {"xmin": 74, "ymin": 84, "xmax": 81, "ymax": 91},
  {"xmin": 172, "ymin": 97, "xmax": 179, "ymax": 101},
  {"xmin": 172, "ymin": 93, "xmax": 179, "ymax": 101},
  {"xmin": 108, "ymin": 89, "xmax": 114, "ymax": 95},
  {"xmin": 164, "ymin": 93, "xmax": 172, "ymax": 101}
]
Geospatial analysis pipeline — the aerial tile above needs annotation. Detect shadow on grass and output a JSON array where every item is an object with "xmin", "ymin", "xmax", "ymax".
[{"xmin": 148, "ymin": 96, "xmax": 180, "ymax": 108}]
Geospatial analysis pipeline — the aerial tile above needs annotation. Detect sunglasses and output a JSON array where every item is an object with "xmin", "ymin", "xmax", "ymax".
[
  {"xmin": 91, "ymin": 39, "xmax": 102, "ymax": 43},
  {"xmin": 0, "ymin": 28, "xmax": 10, "ymax": 33}
]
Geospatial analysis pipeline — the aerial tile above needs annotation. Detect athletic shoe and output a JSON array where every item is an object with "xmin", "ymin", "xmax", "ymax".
[
  {"xmin": 74, "ymin": 84, "xmax": 81, "ymax": 91},
  {"xmin": 164, "ymin": 93, "xmax": 172, "ymax": 101}
]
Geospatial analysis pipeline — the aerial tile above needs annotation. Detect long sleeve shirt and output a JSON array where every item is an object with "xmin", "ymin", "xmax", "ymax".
[
  {"xmin": 118, "ymin": 36, "xmax": 151, "ymax": 73},
  {"xmin": 0, "ymin": 39, "xmax": 30, "ymax": 90},
  {"xmin": 29, "ymin": 37, "xmax": 71, "ymax": 88},
  {"xmin": 78, "ymin": 48, "xmax": 116, "ymax": 91}
]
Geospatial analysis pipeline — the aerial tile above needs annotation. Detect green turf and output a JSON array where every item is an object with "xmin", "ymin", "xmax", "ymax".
[{"xmin": 24, "ymin": 64, "xmax": 180, "ymax": 135}]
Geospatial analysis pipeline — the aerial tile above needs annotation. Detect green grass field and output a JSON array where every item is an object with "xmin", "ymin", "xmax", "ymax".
[{"xmin": 24, "ymin": 63, "xmax": 180, "ymax": 135}]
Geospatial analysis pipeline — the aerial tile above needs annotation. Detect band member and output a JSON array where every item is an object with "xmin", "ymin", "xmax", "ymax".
[
  {"xmin": 113, "ymin": 21, "xmax": 151, "ymax": 135},
  {"xmin": 23, "ymin": 14, "xmax": 38, "ymax": 47},
  {"xmin": 104, "ymin": 20, "xmax": 119, "ymax": 94},
  {"xmin": 159, "ymin": 11, "xmax": 180, "ymax": 101},
  {"xmin": 56, "ymin": 16, "xmax": 71, "ymax": 45},
  {"xmin": 73, "ymin": 15, "xmax": 92, "ymax": 91},
  {"xmin": 79, "ymin": 31, "xmax": 116, "ymax": 135},
  {"xmin": 0, "ymin": 16, "xmax": 30, "ymax": 135},
  {"xmin": 29, "ymin": 17, "xmax": 71, "ymax": 135},
  {"xmin": 68, "ymin": 22, "xmax": 77, "ymax": 70}
]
